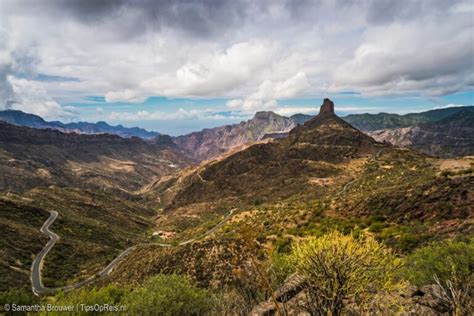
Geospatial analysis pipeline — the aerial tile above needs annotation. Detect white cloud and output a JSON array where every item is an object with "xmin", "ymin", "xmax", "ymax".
[
  {"xmin": 105, "ymin": 89, "xmax": 148, "ymax": 103},
  {"xmin": 9, "ymin": 81, "xmax": 72, "ymax": 119},
  {"xmin": 227, "ymin": 71, "xmax": 310, "ymax": 112},
  {"xmin": 7, "ymin": 77, "xmax": 76, "ymax": 119}
]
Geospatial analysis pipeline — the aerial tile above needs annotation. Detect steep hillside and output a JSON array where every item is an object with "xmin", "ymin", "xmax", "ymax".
[
  {"xmin": 161, "ymin": 99, "xmax": 386, "ymax": 212},
  {"xmin": 0, "ymin": 121, "xmax": 191, "ymax": 193},
  {"xmin": 0, "ymin": 110, "xmax": 160, "ymax": 139},
  {"xmin": 343, "ymin": 106, "xmax": 473, "ymax": 131},
  {"xmin": 368, "ymin": 109, "xmax": 474, "ymax": 157},
  {"xmin": 172, "ymin": 111, "xmax": 296, "ymax": 162},
  {"xmin": 0, "ymin": 188, "xmax": 156, "ymax": 292}
]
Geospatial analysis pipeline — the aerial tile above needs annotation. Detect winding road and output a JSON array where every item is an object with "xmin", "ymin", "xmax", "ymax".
[{"xmin": 31, "ymin": 209, "xmax": 235, "ymax": 295}]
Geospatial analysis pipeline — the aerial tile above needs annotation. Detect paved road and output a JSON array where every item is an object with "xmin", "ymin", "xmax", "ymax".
[
  {"xmin": 31, "ymin": 208, "xmax": 235, "ymax": 295},
  {"xmin": 30, "ymin": 211, "xmax": 59, "ymax": 295}
]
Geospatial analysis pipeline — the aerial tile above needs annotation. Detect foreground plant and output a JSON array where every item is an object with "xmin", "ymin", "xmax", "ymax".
[{"xmin": 290, "ymin": 230, "xmax": 405, "ymax": 315}]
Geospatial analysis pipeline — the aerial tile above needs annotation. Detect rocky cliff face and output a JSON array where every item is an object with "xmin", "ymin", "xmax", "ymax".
[{"xmin": 172, "ymin": 111, "xmax": 297, "ymax": 162}]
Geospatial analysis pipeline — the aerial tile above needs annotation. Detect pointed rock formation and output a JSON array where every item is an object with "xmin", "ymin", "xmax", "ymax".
[{"xmin": 319, "ymin": 98, "xmax": 335, "ymax": 115}]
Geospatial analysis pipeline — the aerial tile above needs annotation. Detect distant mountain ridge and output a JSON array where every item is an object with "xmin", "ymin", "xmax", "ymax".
[
  {"xmin": 1, "ymin": 106, "xmax": 471, "ymax": 161},
  {"xmin": 0, "ymin": 110, "xmax": 160, "ymax": 139},
  {"xmin": 368, "ymin": 109, "xmax": 474, "ymax": 157},
  {"xmin": 343, "ymin": 106, "xmax": 474, "ymax": 131}
]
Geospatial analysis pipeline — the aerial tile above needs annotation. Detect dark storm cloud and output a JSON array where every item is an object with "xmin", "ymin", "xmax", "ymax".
[{"xmin": 5, "ymin": 0, "xmax": 249, "ymax": 39}]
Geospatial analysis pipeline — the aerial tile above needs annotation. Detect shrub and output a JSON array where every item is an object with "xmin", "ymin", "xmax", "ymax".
[
  {"xmin": 123, "ymin": 274, "xmax": 213, "ymax": 315},
  {"xmin": 268, "ymin": 252, "xmax": 294, "ymax": 289},
  {"xmin": 43, "ymin": 285, "xmax": 129, "ymax": 316},
  {"xmin": 403, "ymin": 239, "xmax": 474, "ymax": 314},
  {"xmin": 290, "ymin": 231, "xmax": 405, "ymax": 315},
  {"xmin": 368, "ymin": 221, "xmax": 387, "ymax": 233},
  {"xmin": 0, "ymin": 288, "xmax": 39, "ymax": 311}
]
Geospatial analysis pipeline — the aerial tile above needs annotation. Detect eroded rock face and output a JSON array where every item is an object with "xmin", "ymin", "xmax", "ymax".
[{"xmin": 172, "ymin": 111, "xmax": 297, "ymax": 162}]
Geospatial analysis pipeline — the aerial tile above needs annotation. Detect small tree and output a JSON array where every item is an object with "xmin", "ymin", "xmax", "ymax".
[{"xmin": 290, "ymin": 231, "xmax": 405, "ymax": 315}]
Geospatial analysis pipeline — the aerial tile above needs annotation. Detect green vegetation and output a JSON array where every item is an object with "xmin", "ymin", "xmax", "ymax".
[
  {"xmin": 267, "ymin": 252, "xmax": 294, "ymax": 289},
  {"xmin": 44, "ymin": 274, "xmax": 212, "ymax": 316},
  {"xmin": 124, "ymin": 274, "xmax": 213, "ymax": 315},
  {"xmin": 290, "ymin": 231, "xmax": 405, "ymax": 315},
  {"xmin": 402, "ymin": 238, "xmax": 474, "ymax": 314},
  {"xmin": 0, "ymin": 289, "xmax": 39, "ymax": 312},
  {"xmin": 43, "ymin": 285, "xmax": 129, "ymax": 316}
]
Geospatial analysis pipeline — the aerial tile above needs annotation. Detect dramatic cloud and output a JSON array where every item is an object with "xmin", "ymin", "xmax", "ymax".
[{"xmin": 0, "ymin": 0, "xmax": 472, "ymax": 120}]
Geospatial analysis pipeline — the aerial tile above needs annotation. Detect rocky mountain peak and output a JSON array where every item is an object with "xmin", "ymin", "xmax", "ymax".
[
  {"xmin": 320, "ymin": 98, "xmax": 335, "ymax": 116},
  {"xmin": 292, "ymin": 98, "xmax": 340, "ymax": 132}
]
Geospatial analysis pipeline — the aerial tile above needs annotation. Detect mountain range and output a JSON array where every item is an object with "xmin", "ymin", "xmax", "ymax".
[
  {"xmin": 343, "ymin": 106, "xmax": 474, "ymax": 131},
  {"xmin": 0, "ymin": 110, "xmax": 160, "ymax": 139},
  {"xmin": 172, "ymin": 111, "xmax": 297, "ymax": 162},
  {"xmin": 368, "ymin": 109, "xmax": 474, "ymax": 157},
  {"xmin": 2, "ymin": 106, "xmax": 472, "ymax": 161},
  {"xmin": 0, "ymin": 121, "xmax": 190, "ymax": 193}
]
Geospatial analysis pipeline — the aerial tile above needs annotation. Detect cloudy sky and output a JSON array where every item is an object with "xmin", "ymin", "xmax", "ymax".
[{"xmin": 0, "ymin": 0, "xmax": 473, "ymax": 135}]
